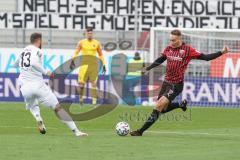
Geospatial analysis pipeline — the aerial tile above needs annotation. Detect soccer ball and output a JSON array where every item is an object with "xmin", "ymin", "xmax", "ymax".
[{"xmin": 115, "ymin": 121, "xmax": 130, "ymax": 136}]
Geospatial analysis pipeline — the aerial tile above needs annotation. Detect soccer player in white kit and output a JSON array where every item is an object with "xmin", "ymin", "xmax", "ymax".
[{"xmin": 14, "ymin": 33, "xmax": 88, "ymax": 137}]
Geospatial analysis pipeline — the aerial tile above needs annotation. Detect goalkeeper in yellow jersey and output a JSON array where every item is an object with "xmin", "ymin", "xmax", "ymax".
[{"xmin": 70, "ymin": 27, "xmax": 106, "ymax": 105}]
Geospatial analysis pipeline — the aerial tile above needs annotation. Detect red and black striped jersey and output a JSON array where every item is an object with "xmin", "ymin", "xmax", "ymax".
[{"xmin": 162, "ymin": 43, "xmax": 201, "ymax": 83}]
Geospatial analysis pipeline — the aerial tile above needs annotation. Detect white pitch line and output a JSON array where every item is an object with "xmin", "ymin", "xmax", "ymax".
[
  {"xmin": 1, "ymin": 125, "xmax": 239, "ymax": 137},
  {"xmin": 147, "ymin": 131, "xmax": 240, "ymax": 137}
]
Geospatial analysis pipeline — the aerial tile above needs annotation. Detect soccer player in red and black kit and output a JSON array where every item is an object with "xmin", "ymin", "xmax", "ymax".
[{"xmin": 130, "ymin": 29, "xmax": 230, "ymax": 136}]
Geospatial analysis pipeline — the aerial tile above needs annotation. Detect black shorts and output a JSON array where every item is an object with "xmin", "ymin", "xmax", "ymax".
[{"xmin": 157, "ymin": 81, "xmax": 184, "ymax": 102}]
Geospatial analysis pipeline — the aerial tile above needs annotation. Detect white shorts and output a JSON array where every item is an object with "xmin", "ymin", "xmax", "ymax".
[{"xmin": 20, "ymin": 82, "xmax": 59, "ymax": 110}]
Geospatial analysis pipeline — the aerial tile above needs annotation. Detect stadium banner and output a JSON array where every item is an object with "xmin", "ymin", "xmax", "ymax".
[
  {"xmin": 0, "ymin": 72, "xmax": 108, "ymax": 103},
  {"xmin": 0, "ymin": 48, "xmax": 148, "ymax": 74},
  {"xmin": 1, "ymin": 0, "xmax": 240, "ymax": 30},
  {"xmin": 0, "ymin": 48, "xmax": 148, "ymax": 104},
  {"xmin": 210, "ymin": 53, "xmax": 240, "ymax": 78},
  {"xmin": 1, "ymin": 48, "xmax": 239, "ymax": 107},
  {"xmin": 179, "ymin": 77, "xmax": 240, "ymax": 107},
  {"xmin": 1, "ymin": 72, "xmax": 240, "ymax": 107}
]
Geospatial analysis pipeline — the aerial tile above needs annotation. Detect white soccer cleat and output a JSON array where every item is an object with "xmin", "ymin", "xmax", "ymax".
[
  {"xmin": 37, "ymin": 121, "xmax": 46, "ymax": 134},
  {"xmin": 75, "ymin": 131, "xmax": 88, "ymax": 137}
]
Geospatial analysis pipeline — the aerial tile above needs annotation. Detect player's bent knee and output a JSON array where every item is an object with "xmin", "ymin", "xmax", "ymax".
[{"xmin": 155, "ymin": 96, "xmax": 170, "ymax": 111}]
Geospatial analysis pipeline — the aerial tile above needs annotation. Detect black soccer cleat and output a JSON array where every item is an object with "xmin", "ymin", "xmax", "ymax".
[
  {"xmin": 180, "ymin": 99, "xmax": 188, "ymax": 112},
  {"xmin": 39, "ymin": 128, "xmax": 46, "ymax": 134},
  {"xmin": 130, "ymin": 130, "xmax": 142, "ymax": 136},
  {"xmin": 37, "ymin": 121, "xmax": 46, "ymax": 134}
]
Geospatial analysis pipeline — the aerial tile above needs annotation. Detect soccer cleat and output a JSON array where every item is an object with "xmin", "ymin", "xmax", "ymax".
[
  {"xmin": 130, "ymin": 130, "xmax": 142, "ymax": 136},
  {"xmin": 180, "ymin": 99, "xmax": 188, "ymax": 112},
  {"xmin": 73, "ymin": 130, "xmax": 88, "ymax": 137},
  {"xmin": 37, "ymin": 121, "xmax": 46, "ymax": 134}
]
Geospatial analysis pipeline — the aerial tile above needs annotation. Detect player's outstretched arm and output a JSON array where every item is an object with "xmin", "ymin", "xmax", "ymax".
[
  {"xmin": 221, "ymin": 45, "xmax": 230, "ymax": 54},
  {"xmin": 141, "ymin": 55, "xmax": 166, "ymax": 75},
  {"xmin": 198, "ymin": 45, "xmax": 230, "ymax": 61},
  {"xmin": 146, "ymin": 55, "xmax": 166, "ymax": 70}
]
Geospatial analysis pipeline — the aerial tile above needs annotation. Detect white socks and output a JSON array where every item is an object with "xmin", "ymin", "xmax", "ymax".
[
  {"xmin": 55, "ymin": 108, "xmax": 80, "ymax": 133},
  {"xmin": 62, "ymin": 121, "xmax": 80, "ymax": 133},
  {"xmin": 30, "ymin": 106, "xmax": 43, "ymax": 122},
  {"xmin": 30, "ymin": 105, "xmax": 82, "ymax": 136}
]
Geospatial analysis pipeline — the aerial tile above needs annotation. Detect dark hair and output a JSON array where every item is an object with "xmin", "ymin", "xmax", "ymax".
[
  {"xmin": 30, "ymin": 33, "xmax": 42, "ymax": 43},
  {"xmin": 171, "ymin": 29, "xmax": 182, "ymax": 36},
  {"xmin": 135, "ymin": 52, "xmax": 140, "ymax": 57},
  {"xmin": 134, "ymin": 52, "xmax": 141, "ymax": 60},
  {"xmin": 86, "ymin": 27, "xmax": 93, "ymax": 32}
]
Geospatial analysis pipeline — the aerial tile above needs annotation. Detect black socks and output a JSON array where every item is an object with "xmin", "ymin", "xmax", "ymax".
[
  {"xmin": 139, "ymin": 109, "xmax": 160, "ymax": 134},
  {"xmin": 138, "ymin": 103, "xmax": 182, "ymax": 134}
]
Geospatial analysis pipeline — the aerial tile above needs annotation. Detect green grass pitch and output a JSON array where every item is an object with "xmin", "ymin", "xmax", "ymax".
[{"xmin": 0, "ymin": 102, "xmax": 240, "ymax": 160}]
